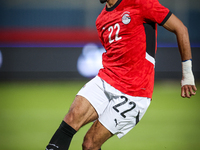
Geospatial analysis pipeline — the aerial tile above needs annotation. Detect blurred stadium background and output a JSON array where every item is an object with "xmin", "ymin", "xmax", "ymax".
[{"xmin": 0, "ymin": 0, "xmax": 199, "ymax": 150}]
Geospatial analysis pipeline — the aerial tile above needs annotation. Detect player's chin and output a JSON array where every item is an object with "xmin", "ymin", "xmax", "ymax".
[{"xmin": 99, "ymin": 0, "xmax": 107, "ymax": 4}]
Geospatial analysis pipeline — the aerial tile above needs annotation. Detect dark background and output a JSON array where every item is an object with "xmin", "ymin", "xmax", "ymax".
[
  {"xmin": 0, "ymin": 0, "xmax": 199, "ymax": 81},
  {"xmin": 0, "ymin": 47, "xmax": 199, "ymax": 80}
]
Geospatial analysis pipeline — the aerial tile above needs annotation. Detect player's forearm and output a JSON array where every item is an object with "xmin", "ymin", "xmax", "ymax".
[
  {"xmin": 174, "ymin": 26, "xmax": 195, "ymax": 87},
  {"xmin": 175, "ymin": 25, "xmax": 192, "ymax": 61},
  {"xmin": 163, "ymin": 14, "xmax": 192, "ymax": 61}
]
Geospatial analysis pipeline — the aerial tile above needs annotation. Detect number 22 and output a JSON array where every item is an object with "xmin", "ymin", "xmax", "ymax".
[
  {"xmin": 108, "ymin": 23, "xmax": 122, "ymax": 43},
  {"xmin": 113, "ymin": 96, "xmax": 136, "ymax": 118}
]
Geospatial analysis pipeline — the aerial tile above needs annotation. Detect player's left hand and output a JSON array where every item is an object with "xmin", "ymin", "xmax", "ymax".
[{"xmin": 181, "ymin": 84, "xmax": 197, "ymax": 98}]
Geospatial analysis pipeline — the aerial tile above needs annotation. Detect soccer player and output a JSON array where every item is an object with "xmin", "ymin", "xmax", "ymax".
[{"xmin": 46, "ymin": 0, "xmax": 197, "ymax": 149}]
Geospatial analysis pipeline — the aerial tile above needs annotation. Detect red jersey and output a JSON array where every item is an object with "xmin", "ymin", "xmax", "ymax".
[{"xmin": 96, "ymin": 0, "xmax": 172, "ymax": 98}]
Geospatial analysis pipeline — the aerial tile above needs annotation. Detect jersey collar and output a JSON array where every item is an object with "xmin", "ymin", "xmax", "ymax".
[{"xmin": 106, "ymin": 0, "xmax": 122, "ymax": 11}]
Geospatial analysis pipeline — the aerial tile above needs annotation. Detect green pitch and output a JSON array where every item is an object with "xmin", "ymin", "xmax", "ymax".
[{"xmin": 0, "ymin": 80, "xmax": 199, "ymax": 150}]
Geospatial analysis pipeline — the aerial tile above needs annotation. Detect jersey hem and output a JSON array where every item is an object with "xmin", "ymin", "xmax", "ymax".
[{"xmin": 97, "ymin": 74, "xmax": 153, "ymax": 99}]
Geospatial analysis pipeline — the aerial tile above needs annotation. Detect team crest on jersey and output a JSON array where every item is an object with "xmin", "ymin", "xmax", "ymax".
[{"xmin": 122, "ymin": 13, "xmax": 131, "ymax": 24}]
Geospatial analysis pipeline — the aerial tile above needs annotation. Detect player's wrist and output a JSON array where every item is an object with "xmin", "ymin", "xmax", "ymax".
[{"xmin": 181, "ymin": 59, "xmax": 195, "ymax": 86}]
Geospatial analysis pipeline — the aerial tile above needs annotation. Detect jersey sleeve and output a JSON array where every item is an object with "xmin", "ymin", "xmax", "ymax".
[{"xmin": 140, "ymin": 0, "xmax": 172, "ymax": 25}]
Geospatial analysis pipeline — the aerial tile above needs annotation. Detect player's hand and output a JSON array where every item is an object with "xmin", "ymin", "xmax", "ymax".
[
  {"xmin": 180, "ymin": 59, "xmax": 197, "ymax": 98},
  {"xmin": 181, "ymin": 84, "xmax": 197, "ymax": 98}
]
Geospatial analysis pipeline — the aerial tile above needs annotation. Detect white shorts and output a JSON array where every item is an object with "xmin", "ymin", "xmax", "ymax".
[{"xmin": 77, "ymin": 76, "xmax": 151, "ymax": 138}]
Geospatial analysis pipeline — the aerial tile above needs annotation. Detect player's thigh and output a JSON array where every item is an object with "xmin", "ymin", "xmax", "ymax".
[
  {"xmin": 64, "ymin": 95, "xmax": 98, "ymax": 131},
  {"xmin": 99, "ymin": 96, "xmax": 151, "ymax": 138},
  {"xmin": 83, "ymin": 120, "xmax": 113, "ymax": 150}
]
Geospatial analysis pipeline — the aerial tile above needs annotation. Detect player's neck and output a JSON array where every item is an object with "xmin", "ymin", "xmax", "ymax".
[{"xmin": 106, "ymin": 0, "xmax": 118, "ymax": 8}]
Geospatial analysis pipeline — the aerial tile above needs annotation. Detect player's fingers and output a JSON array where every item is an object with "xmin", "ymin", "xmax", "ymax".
[
  {"xmin": 181, "ymin": 85, "xmax": 191, "ymax": 98},
  {"xmin": 185, "ymin": 86, "xmax": 191, "ymax": 98},
  {"xmin": 192, "ymin": 85, "xmax": 197, "ymax": 92},
  {"xmin": 181, "ymin": 86, "xmax": 186, "ymax": 98},
  {"xmin": 188, "ymin": 86, "xmax": 195, "ymax": 96},
  {"xmin": 181, "ymin": 85, "xmax": 197, "ymax": 98}
]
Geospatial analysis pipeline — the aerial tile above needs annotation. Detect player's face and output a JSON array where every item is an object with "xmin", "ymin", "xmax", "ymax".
[{"xmin": 100, "ymin": 0, "xmax": 107, "ymax": 4}]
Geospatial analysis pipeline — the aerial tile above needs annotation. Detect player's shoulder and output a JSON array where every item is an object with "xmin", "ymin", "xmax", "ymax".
[
  {"xmin": 138, "ymin": 0, "xmax": 161, "ymax": 6},
  {"xmin": 96, "ymin": 6, "xmax": 106, "ymax": 28},
  {"xmin": 122, "ymin": 0, "xmax": 157, "ymax": 9},
  {"xmin": 122, "ymin": 0, "xmax": 140, "ymax": 7}
]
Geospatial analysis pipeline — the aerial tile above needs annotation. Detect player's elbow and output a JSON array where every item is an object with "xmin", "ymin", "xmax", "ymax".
[
  {"xmin": 174, "ymin": 24, "xmax": 188, "ymax": 36},
  {"xmin": 179, "ymin": 24, "xmax": 188, "ymax": 34}
]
